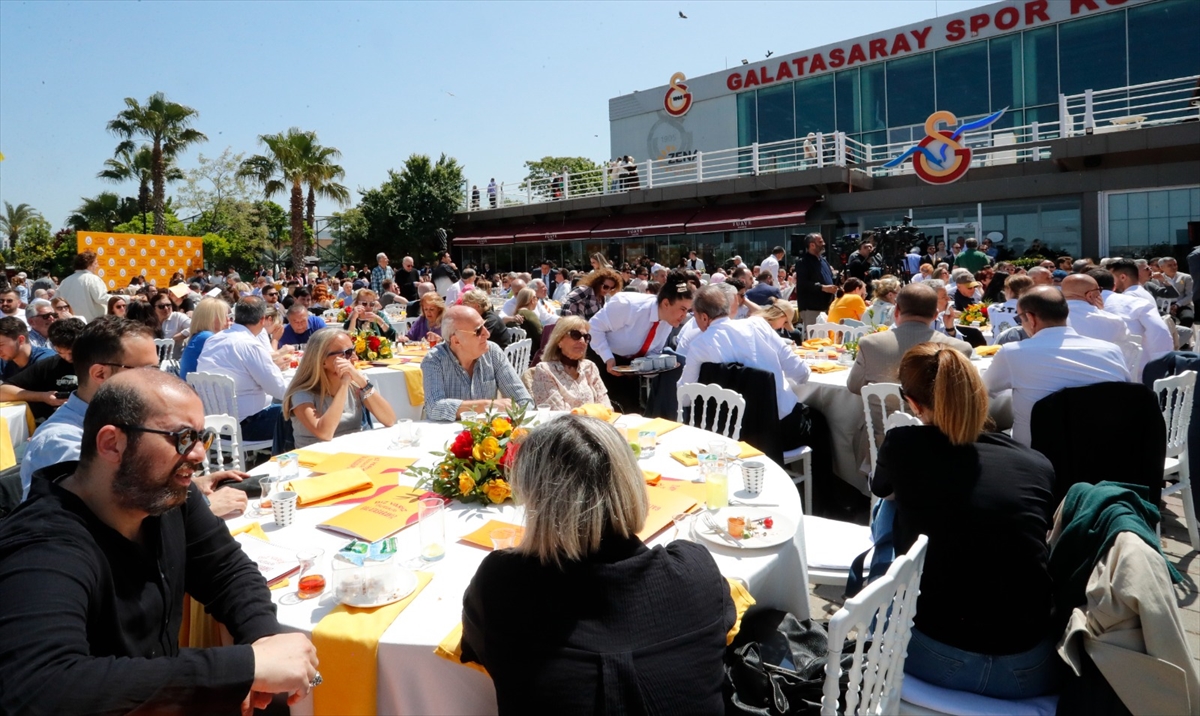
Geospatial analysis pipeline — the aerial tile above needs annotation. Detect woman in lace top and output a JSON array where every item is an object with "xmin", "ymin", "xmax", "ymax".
[{"xmin": 526, "ymin": 316, "xmax": 611, "ymax": 411}]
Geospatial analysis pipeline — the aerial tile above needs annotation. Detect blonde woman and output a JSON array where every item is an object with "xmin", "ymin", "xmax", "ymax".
[
  {"xmin": 343, "ymin": 288, "xmax": 398, "ymax": 341},
  {"xmin": 179, "ymin": 297, "xmax": 231, "ymax": 380},
  {"xmin": 460, "ymin": 415, "xmax": 733, "ymax": 713},
  {"xmin": 527, "ymin": 316, "xmax": 610, "ymax": 410},
  {"xmin": 282, "ymin": 328, "xmax": 396, "ymax": 447},
  {"xmin": 512, "ymin": 287, "xmax": 543, "ymax": 346},
  {"xmin": 862, "ymin": 276, "xmax": 901, "ymax": 328},
  {"xmin": 754, "ymin": 299, "xmax": 802, "ymax": 344}
]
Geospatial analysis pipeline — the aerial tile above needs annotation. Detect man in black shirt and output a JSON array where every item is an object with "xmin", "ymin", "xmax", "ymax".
[
  {"xmin": 845, "ymin": 240, "xmax": 875, "ymax": 284},
  {"xmin": 0, "ymin": 370, "xmax": 318, "ymax": 714},
  {"xmin": 0, "ymin": 318, "xmax": 83, "ymax": 420},
  {"xmin": 431, "ymin": 251, "xmax": 459, "ymax": 298}
]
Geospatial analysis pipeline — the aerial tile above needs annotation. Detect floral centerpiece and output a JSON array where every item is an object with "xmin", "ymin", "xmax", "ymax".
[
  {"xmin": 332, "ymin": 298, "xmax": 349, "ymax": 323},
  {"xmin": 959, "ymin": 303, "xmax": 989, "ymax": 327},
  {"xmin": 353, "ymin": 331, "xmax": 393, "ymax": 361},
  {"xmin": 412, "ymin": 408, "xmax": 530, "ymax": 504}
]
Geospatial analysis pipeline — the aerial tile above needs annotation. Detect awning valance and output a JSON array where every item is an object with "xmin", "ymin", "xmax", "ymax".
[{"xmin": 684, "ymin": 198, "xmax": 816, "ymax": 235}]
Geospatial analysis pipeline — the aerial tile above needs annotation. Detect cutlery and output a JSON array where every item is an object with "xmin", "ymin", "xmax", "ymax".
[{"xmin": 701, "ymin": 513, "xmax": 744, "ymax": 548}]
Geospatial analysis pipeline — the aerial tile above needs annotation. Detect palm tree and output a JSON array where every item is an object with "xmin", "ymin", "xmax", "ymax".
[
  {"xmin": 239, "ymin": 128, "xmax": 349, "ymax": 272},
  {"xmin": 68, "ymin": 192, "xmax": 132, "ymax": 232},
  {"xmin": 0, "ymin": 202, "xmax": 40, "ymax": 250},
  {"xmin": 106, "ymin": 92, "xmax": 206, "ymax": 234},
  {"xmin": 98, "ymin": 144, "xmax": 183, "ymax": 231}
]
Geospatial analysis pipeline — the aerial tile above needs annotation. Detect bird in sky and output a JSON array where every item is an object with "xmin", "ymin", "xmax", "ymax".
[
  {"xmin": 765, "ymin": 50, "xmax": 774, "ymax": 58},
  {"xmin": 678, "ymin": 11, "xmax": 687, "ymax": 19},
  {"xmin": 444, "ymin": 91, "xmax": 455, "ymax": 97}
]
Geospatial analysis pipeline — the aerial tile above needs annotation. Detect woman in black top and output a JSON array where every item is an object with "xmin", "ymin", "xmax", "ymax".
[
  {"xmin": 461, "ymin": 414, "xmax": 734, "ymax": 715},
  {"xmin": 872, "ymin": 343, "xmax": 1060, "ymax": 699}
]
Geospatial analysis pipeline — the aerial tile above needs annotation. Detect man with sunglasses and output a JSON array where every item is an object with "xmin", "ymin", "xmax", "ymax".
[
  {"xmin": 19, "ymin": 317, "xmax": 248, "ymax": 515},
  {"xmin": 423, "ymin": 305, "xmax": 533, "ymax": 422},
  {"xmin": 23, "ymin": 298, "xmax": 57, "ymax": 348},
  {"xmin": 0, "ymin": 370, "xmax": 318, "ymax": 713}
]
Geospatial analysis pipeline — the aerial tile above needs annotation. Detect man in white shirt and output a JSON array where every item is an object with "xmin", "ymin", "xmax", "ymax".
[
  {"xmin": 684, "ymin": 250, "xmax": 705, "ymax": 273},
  {"xmin": 1061, "ymin": 274, "xmax": 1129, "ymax": 345},
  {"xmin": 984, "ymin": 287, "xmax": 1130, "ymax": 447},
  {"xmin": 445, "ymin": 268, "xmax": 476, "ymax": 306},
  {"xmin": 676, "ymin": 283, "xmax": 737, "ymax": 357},
  {"xmin": 759, "ymin": 247, "xmax": 784, "ymax": 287},
  {"xmin": 56, "ymin": 251, "xmax": 110, "ymax": 322},
  {"xmin": 680, "ymin": 285, "xmax": 814, "ymax": 450},
  {"xmin": 1094, "ymin": 263, "xmax": 1173, "ymax": 376},
  {"xmin": 195, "ymin": 297, "xmax": 288, "ymax": 443},
  {"xmin": 0, "ymin": 288, "xmax": 27, "ymax": 324},
  {"xmin": 502, "ymin": 279, "xmax": 558, "ymax": 326}
]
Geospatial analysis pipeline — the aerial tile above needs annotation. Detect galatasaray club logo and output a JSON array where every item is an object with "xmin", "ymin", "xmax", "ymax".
[
  {"xmin": 663, "ymin": 72, "xmax": 693, "ymax": 117},
  {"xmin": 884, "ymin": 109, "xmax": 1005, "ymax": 185}
]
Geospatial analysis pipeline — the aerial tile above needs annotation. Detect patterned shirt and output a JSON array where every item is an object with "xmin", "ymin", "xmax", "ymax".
[
  {"xmin": 370, "ymin": 264, "xmax": 394, "ymax": 294},
  {"xmin": 422, "ymin": 342, "xmax": 533, "ymax": 422},
  {"xmin": 527, "ymin": 360, "xmax": 610, "ymax": 411},
  {"xmin": 561, "ymin": 286, "xmax": 604, "ymax": 321}
]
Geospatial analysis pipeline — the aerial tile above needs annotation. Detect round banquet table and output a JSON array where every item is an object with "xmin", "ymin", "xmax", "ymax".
[
  {"xmin": 0, "ymin": 402, "xmax": 32, "ymax": 466},
  {"xmin": 232, "ymin": 414, "xmax": 812, "ymax": 716}
]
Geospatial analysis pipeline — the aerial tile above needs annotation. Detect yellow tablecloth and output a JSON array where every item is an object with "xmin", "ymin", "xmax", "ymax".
[{"xmin": 0, "ymin": 401, "xmax": 35, "ymax": 434}]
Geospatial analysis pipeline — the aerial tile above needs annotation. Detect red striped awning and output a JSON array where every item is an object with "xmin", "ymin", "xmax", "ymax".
[
  {"xmin": 685, "ymin": 198, "xmax": 815, "ymax": 235},
  {"xmin": 513, "ymin": 218, "xmax": 600, "ymax": 243},
  {"xmin": 452, "ymin": 230, "xmax": 514, "ymax": 246},
  {"xmin": 589, "ymin": 208, "xmax": 699, "ymax": 240}
]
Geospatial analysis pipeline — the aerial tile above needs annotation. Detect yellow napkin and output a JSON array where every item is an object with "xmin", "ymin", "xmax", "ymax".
[
  {"xmin": 626, "ymin": 417, "xmax": 682, "ymax": 442},
  {"xmin": 571, "ymin": 403, "xmax": 619, "ymax": 423},
  {"xmin": 0, "ymin": 418, "xmax": 14, "ymax": 472},
  {"xmin": 0, "ymin": 401, "xmax": 35, "ymax": 434},
  {"xmin": 270, "ymin": 448, "xmax": 328, "ymax": 468},
  {"xmin": 974, "ymin": 344, "xmax": 1001, "ymax": 357},
  {"xmin": 459, "ymin": 520, "xmax": 524, "ymax": 550},
  {"xmin": 287, "ymin": 468, "xmax": 373, "ymax": 506},
  {"xmin": 387, "ymin": 363, "xmax": 425, "ymax": 405},
  {"xmin": 801, "ymin": 338, "xmax": 833, "ymax": 349},
  {"xmin": 642, "ymin": 469, "xmax": 661, "ymax": 486},
  {"xmin": 435, "ymin": 577, "xmax": 754, "ymax": 672},
  {"xmin": 809, "ymin": 362, "xmax": 849, "ymax": 374},
  {"xmin": 670, "ymin": 441, "xmax": 765, "ymax": 467},
  {"xmin": 313, "ymin": 570, "xmax": 433, "ymax": 716}
]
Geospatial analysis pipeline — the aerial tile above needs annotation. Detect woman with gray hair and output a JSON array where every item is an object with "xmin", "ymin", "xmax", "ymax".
[{"xmin": 460, "ymin": 414, "xmax": 734, "ymax": 714}]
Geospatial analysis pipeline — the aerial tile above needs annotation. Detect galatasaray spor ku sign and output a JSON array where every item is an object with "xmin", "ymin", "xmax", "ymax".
[
  {"xmin": 884, "ymin": 109, "xmax": 1006, "ymax": 185},
  {"xmin": 663, "ymin": 72, "xmax": 693, "ymax": 117},
  {"xmin": 77, "ymin": 231, "xmax": 204, "ymax": 290}
]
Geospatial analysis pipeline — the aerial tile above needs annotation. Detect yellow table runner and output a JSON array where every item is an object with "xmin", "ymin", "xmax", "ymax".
[
  {"xmin": 670, "ymin": 441, "xmax": 765, "ymax": 467},
  {"xmin": 625, "ymin": 417, "xmax": 683, "ymax": 442},
  {"xmin": 312, "ymin": 570, "xmax": 434, "ymax": 716},
  {"xmin": 387, "ymin": 363, "xmax": 425, "ymax": 405},
  {"xmin": 0, "ymin": 418, "xmax": 14, "ymax": 471},
  {"xmin": 0, "ymin": 401, "xmax": 36, "ymax": 434}
]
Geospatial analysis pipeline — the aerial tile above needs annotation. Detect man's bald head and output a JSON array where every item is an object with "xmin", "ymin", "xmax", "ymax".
[
  {"xmin": 509, "ymin": 279, "xmax": 527, "ymax": 294},
  {"xmin": 442, "ymin": 305, "xmax": 479, "ymax": 335},
  {"xmin": 1017, "ymin": 286, "xmax": 1070, "ymax": 335},
  {"xmin": 1028, "ymin": 267, "xmax": 1053, "ymax": 286},
  {"xmin": 1060, "ymin": 274, "xmax": 1099, "ymax": 302}
]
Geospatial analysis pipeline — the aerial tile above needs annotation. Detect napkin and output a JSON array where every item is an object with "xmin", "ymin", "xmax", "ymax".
[
  {"xmin": 459, "ymin": 520, "xmax": 525, "ymax": 550},
  {"xmin": 801, "ymin": 338, "xmax": 834, "ymax": 349},
  {"xmin": 387, "ymin": 363, "xmax": 425, "ymax": 405},
  {"xmin": 571, "ymin": 403, "xmax": 620, "ymax": 423},
  {"xmin": 625, "ymin": 417, "xmax": 682, "ymax": 442},
  {"xmin": 809, "ymin": 362, "xmax": 849, "ymax": 374},
  {"xmin": 0, "ymin": 418, "xmax": 14, "ymax": 472},
  {"xmin": 312, "ymin": 570, "xmax": 433, "ymax": 716},
  {"xmin": 642, "ymin": 470, "xmax": 661, "ymax": 486},
  {"xmin": 287, "ymin": 468, "xmax": 373, "ymax": 506},
  {"xmin": 974, "ymin": 344, "xmax": 1001, "ymax": 357},
  {"xmin": 270, "ymin": 448, "xmax": 328, "ymax": 468},
  {"xmin": 670, "ymin": 442, "xmax": 765, "ymax": 467}
]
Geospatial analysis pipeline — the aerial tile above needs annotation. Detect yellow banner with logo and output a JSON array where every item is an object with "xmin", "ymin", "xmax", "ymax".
[{"xmin": 76, "ymin": 231, "xmax": 204, "ymax": 290}]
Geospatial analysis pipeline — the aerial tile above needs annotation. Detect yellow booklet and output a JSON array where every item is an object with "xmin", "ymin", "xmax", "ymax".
[
  {"xmin": 307, "ymin": 453, "xmax": 418, "ymax": 480},
  {"xmin": 459, "ymin": 520, "xmax": 525, "ymax": 551},
  {"xmin": 636, "ymin": 480, "xmax": 703, "ymax": 541},
  {"xmin": 287, "ymin": 468, "xmax": 374, "ymax": 507},
  {"xmin": 318, "ymin": 487, "xmax": 429, "ymax": 542}
]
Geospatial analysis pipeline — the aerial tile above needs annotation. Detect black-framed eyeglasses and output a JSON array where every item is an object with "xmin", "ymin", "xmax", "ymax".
[
  {"xmin": 264, "ymin": 291, "xmax": 278, "ymax": 297},
  {"xmin": 99, "ymin": 362, "xmax": 145, "ymax": 371},
  {"xmin": 566, "ymin": 329, "xmax": 592, "ymax": 343},
  {"xmin": 326, "ymin": 346, "xmax": 357, "ymax": 360},
  {"xmin": 115, "ymin": 424, "xmax": 216, "ymax": 456},
  {"xmin": 154, "ymin": 303, "xmax": 172, "ymax": 311},
  {"xmin": 456, "ymin": 324, "xmax": 486, "ymax": 338}
]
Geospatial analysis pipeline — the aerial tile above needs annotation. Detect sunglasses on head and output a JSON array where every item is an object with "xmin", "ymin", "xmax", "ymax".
[
  {"xmin": 327, "ymin": 347, "xmax": 357, "ymax": 360},
  {"xmin": 566, "ymin": 329, "xmax": 592, "ymax": 343},
  {"xmin": 116, "ymin": 424, "xmax": 216, "ymax": 456},
  {"xmin": 601, "ymin": 283, "xmax": 617, "ymax": 291}
]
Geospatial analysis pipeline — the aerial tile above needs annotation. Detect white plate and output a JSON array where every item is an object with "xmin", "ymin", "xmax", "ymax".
[
  {"xmin": 334, "ymin": 568, "xmax": 419, "ymax": 608},
  {"xmin": 694, "ymin": 507, "xmax": 796, "ymax": 550}
]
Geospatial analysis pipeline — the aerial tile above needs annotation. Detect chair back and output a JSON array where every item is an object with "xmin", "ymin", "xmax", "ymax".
[
  {"xmin": 1118, "ymin": 335, "xmax": 1143, "ymax": 377},
  {"xmin": 698, "ymin": 362, "xmax": 781, "ymax": 462},
  {"xmin": 382, "ymin": 303, "xmax": 406, "ymax": 318},
  {"xmin": 1156, "ymin": 297, "xmax": 1174, "ymax": 315},
  {"xmin": 1154, "ymin": 370, "xmax": 1196, "ymax": 460},
  {"xmin": 821, "ymin": 535, "xmax": 929, "ymax": 716},
  {"xmin": 503, "ymin": 338, "xmax": 533, "ymax": 376},
  {"xmin": 841, "ymin": 318, "xmax": 865, "ymax": 328},
  {"xmin": 806, "ymin": 322, "xmax": 864, "ymax": 345},
  {"xmin": 884, "ymin": 411, "xmax": 923, "ymax": 431},
  {"xmin": 861, "ymin": 383, "xmax": 906, "ymax": 474},
  {"xmin": 990, "ymin": 319, "xmax": 1016, "ymax": 345},
  {"xmin": 322, "ymin": 309, "xmax": 341, "ymax": 323},
  {"xmin": 203, "ymin": 414, "xmax": 245, "ymax": 472},
  {"xmin": 154, "ymin": 338, "xmax": 180, "ymax": 375},
  {"xmin": 676, "ymin": 382, "xmax": 745, "ymax": 439},
  {"xmin": 186, "ymin": 372, "xmax": 239, "ymax": 418}
]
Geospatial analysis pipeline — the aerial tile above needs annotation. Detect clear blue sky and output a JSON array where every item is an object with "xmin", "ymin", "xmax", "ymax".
[{"xmin": 0, "ymin": 0, "xmax": 992, "ymax": 228}]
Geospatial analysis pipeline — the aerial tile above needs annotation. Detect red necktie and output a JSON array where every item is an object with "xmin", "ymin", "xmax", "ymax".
[{"xmin": 635, "ymin": 321, "xmax": 660, "ymax": 358}]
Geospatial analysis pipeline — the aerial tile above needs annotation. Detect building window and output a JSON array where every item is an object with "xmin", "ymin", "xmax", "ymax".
[
  {"xmin": 795, "ymin": 74, "xmax": 835, "ymax": 139},
  {"xmin": 1022, "ymin": 26, "xmax": 1058, "ymax": 107},
  {"xmin": 989, "ymin": 35, "xmax": 1023, "ymax": 113},
  {"xmin": 1058, "ymin": 10, "xmax": 1127, "ymax": 95},
  {"xmin": 936, "ymin": 41, "xmax": 990, "ymax": 119},
  {"xmin": 737, "ymin": 91, "xmax": 757, "ymax": 147},
  {"xmin": 886, "ymin": 53, "xmax": 935, "ymax": 128},
  {"xmin": 1128, "ymin": 0, "xmax": 1200, "ymax": 85},
  {"xmin": 860, "ymin": 63, "xmax": 887, "ymax": 133},
  {"xmin": 834, "ymin": 69, "xmax": 861, "ymax": 135},
  {"xmin": 1108, "ymin": 187, "xmax": 1200, "ymax": 256},
  {"xmin": 757, "ymin": 83, "xmax": 796, "ymax": 144}
]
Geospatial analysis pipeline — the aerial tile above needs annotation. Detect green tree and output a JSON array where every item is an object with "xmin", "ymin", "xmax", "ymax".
[
  {"xmin": 0, "ymin": 202, "xmax": 40, "ymax": 250},
  {"xmin": 9, "ymin": 216, "xmax": 72, "ymax": 276},
  {"xmin": 175, "ymin": 147, "xmax": 258, "ymax": 234},
  {"xmin": 357, "ymin": 153, "xmax": 465, "ymax": 262},
  {"xmin": 521, "ymin": 156, "xmax": 604, "ymax": 199},
  {"xmin": 97, "ymin": 144, "xmax": 183, "ymax": 231},
  {"xmin": 303, "ymin": 146, "xmax": 350, "ymax": 238},
  {"xmin": 67, "ymin": 192, "xmax": 139, "ymax": 232},
  {"xmin": 112, "ymin": 201, "xmax": 188, "ymax": 235},
  {"xmin": 325, "ymin": 206, "xmax": 369, "ymax": 265},
  {"xmin": 106, "ymin": 92, "xmax": 207, "ymax": 234}
]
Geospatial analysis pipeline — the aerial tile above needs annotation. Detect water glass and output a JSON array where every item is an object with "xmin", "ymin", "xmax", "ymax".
[
  {"xmin": 391, "ymin": 419, "xmax": 417, "ymax": 449},
  {"xmin": 418, "ymin": 498, "xmax": 446, "ymax": 561},
  {"xmin": 251, "ymin": 475, "xmax": 285, "ymax": 517},
  {"xmin": 279, "ymin": 454, "xmax": 299, "ymax": 483},
  {"xmin": 638, "ymin": 430, "xmax": 657, "ymax": 458},
  {"xmin": 490, "ymin": 528, "xmax": 516, "ymax": 550}
]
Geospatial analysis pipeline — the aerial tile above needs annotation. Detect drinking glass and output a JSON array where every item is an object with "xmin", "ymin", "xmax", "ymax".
[
  {"xmin": 280, "ymin": 548, "xmax": 326, "ymax": 605},
  {"xmin": 250, "ymin": 475, "xmax": 285, "ymax": 517},
  {"xmin": 534, "ymin": 403, "xmax": 552, "ymax": 425},
  {"xmin": 390, "ymin": 419, "xmax": 417, "ymax": 449},
  {"xmin": 638, "ymin": 430, "xmax": 657, "ymax": 458},
  {"xmin": 279, "ymin": 455, "xmax": 299, "ymax": 483},
  {"xmin": 418, "ymin": 498, "xmax": 446, "ymax": 562},
  {"xmin": 490, "ymin": 528, "xmax": 516, "ymax": 550}
]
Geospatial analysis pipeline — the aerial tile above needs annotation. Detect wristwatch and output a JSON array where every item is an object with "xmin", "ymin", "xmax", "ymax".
[{"xmin": 360, "ymin": 380, "xmax": 376, "ymax": 397}]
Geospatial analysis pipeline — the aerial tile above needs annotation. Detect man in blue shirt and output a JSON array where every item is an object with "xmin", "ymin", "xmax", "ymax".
[
  {"xmin": 0, "ymin": 317, "xmax": 55, "ymax": 381},
  {"xmin": 744, "ymin": 270, "xmax": 783, "ymax": 307},
  {"xmin": 279, "ymin": 304, "xmax": 327, "ymax": 347}
]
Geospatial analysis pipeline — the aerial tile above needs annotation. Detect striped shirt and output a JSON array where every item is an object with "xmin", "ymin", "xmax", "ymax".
[{"xmin": 422, "ymin": 342, "xmax": 533, "ymax": 422}]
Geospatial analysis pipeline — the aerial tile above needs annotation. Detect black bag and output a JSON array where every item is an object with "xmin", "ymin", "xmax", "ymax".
[{"xmin": 724, "ymin": 609, "xmax": 855, "ymax": 715}]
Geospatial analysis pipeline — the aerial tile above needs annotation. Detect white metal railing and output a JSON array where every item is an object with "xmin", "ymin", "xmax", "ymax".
[{"xmin": 461, "ymin": 74, "xmax": 1200, "ymax": 211}]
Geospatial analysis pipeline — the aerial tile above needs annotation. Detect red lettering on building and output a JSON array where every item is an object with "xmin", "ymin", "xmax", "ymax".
[
  {"xmin": 828, "ymin": 48, "xmax": 845, "ymax": 68},
  {"xmin": 727, "ymin": 73, "xmax": 742, "ymax": 91},
  {"xmin": 810, "ymin": 53, "xmax": 827, "ymax": 72},
  {"xmin": 847, "ymin": 44, "xmax": 867, "ymax": 65},
  {"xmin": 1026, "ymin": 0, "xmax": 1050, "ymax": 24},
  {"xmin": 995, "ymin": 6, "xmax": 1020, "ymax": 29},
  {"xmin": 1071, "ymin": 0, "xmax": 1100, "ymax": 12},
  {"xmin": 911, "ymin": 26, "xmax": 932, "ymax": 49},
  {"xmin": 776, "ymin": 61, "xmax": 794, "ymax": 80},
  {"xmin": 793, "ymin": 57, "xmax": 808, "ymax": 76},
  {"xmin": 1105, "ymin": 0, "xmax": 1129, "ymax": 5},
  {"xmin": 891, "ymin": 33, "xmax": 912, "ymax": 55},
  {"xmin": 946, "ymin": 19, "xmax": 966, "ymax": 41},
  {"xmin": 869, "ymin": 38, "xmax": 888, "ymax": 59},
  {"xmin": 969, "ymin": 13, "xmax": 990, "ymax": 34},
  {"xmin": 760, "ymin": 66, "xmax": 773, "ymax": 84},
  {"xmin": 743, "ymin": 70, "xmax": 760, "ymax": 88}
]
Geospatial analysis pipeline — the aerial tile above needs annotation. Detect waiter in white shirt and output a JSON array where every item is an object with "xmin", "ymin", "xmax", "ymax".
[
  {"xmin": 589, "ymin": 271, "xmax": 695, "ymax": 411},
  {"xmin": 759, "ymin": 247, "xmax": 784, "ymax": 287},
  {"xmin": 1094, "ymin": 262, "xmax": 1172, "ymax": 376}
]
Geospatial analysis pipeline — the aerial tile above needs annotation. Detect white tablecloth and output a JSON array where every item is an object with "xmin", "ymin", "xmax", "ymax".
[
  {"xmin": 235, "ymin": 415, "xmax": 810, "ymax": 716},
  {"xmin": 1, "ymin": 403, "xmax": 31, "ymax": 463},
  {"xmin": 283, "ymin": 364, "xmax": 424, "ymax": 421}
]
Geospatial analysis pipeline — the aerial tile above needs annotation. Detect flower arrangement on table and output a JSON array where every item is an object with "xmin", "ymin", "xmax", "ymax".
[
  {"xmin": 333, "ymin": 298, "xmax": 349, "ymax": 323},
  {"xmin": 959, "ymin": 303, "xmax": 989, "ymax": 327},
  {"xmin": 353, "ymin": 331, "xmax": 393, "ymax": 361},
  {"xmin": 412, "ymin": 408, "xmax": 530, "ymax": 505}
]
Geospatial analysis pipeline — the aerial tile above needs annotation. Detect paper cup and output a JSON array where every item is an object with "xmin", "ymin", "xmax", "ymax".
[
  {"xmin": 741, "ymin": 461, "xmax": 766, "ymax": 495},
  {"xmin": 272, "ymin": 491, "xmax": 298, "ymax": 527}
]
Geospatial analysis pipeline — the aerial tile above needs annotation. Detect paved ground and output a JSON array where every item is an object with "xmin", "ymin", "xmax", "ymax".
[{"xmin": 807, "ymin": 491, "xmax": 1200, "ymax": 672}]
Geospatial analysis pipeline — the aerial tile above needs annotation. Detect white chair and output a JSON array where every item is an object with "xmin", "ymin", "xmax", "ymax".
[
  {"xmin": 821, "ymin": 535, "xmax": 929, "ymax": 716},
  {"xmin": 885, "ymin": 411, "xmax": 923, "ymax": 430},
  {"xmin": 1156, "ymin": 297, "xmax": 1175, "ymax": 316},
  {"xmin": 503, "ymin": 338, "xmax": 533, "ymax": 377},
  {"xmin": 1118, "ymin": 334, "xmax": 1143, "ymax": 378},
  {"xmin": 862, "ymin": 383, "xmax": 907, "ymax": 475},
  {"xmin": 899, "ymin": 676, "xmax": 1059, "ymax": 715},
  {"xmin": 154, "ymin": 338, "xmax": 179, "ymax": 374},
  {"xmin": 783, "ymin": 445, "xmax": 813, "ymax": 515},
  {"xmin": 841, "ymin": 318, "xmax": 865, "ymax": 328},
  {"xmin": 202, "ymin": 414, "xmax": 249, "ymax": 472},
  {"xmin": 675, "ymin": 383, "xmax": 745, "ymax": 440},
  {"xmin": 806, "ymin": 322, "xmax": 865, "ymax": 345},
  {"xmin": 382, "ymin": 303, "xmax": 407, "ymax": 319},
  {"xmin": 322, "ymin": 309, "xmax": 341, "ymax": 323},
  {"xmin": 186, "ymin": 372, "xmax": 273, "ymax": 466},
  {"xmin": 1155, "ymin": 370, "xmax": 1199, "ymax": 551}
]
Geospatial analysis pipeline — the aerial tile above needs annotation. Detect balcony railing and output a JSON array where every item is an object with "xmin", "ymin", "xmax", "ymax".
[{"xmin": 461, "ymin": 74, "xmax": 1199, "ymax": 211}]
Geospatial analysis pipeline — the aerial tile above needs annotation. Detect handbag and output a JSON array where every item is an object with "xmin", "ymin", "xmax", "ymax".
[{"xmin": 724, "ymin": 609, "xmax": 855, "ymax": 715}]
